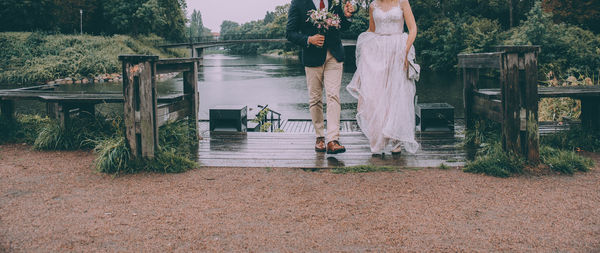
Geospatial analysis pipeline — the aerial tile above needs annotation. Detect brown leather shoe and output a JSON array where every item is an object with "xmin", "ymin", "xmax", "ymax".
[
  {"xmin": 315, "ymin": 137, "xmax": 326, "ymax": 152},
  {"xmin": 327, "ymin": 140, "xmax": 346, "ymax": 154}
]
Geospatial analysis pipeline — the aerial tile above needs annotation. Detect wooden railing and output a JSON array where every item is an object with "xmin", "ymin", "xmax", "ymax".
[
  {"xmin": 459, "ymin": 45, "xmax": 600, "ymax": 163},
  {"xmin": 460, "ymin": 46, "xmax": 541, "ymax": 163},
  {"xmin": 119, "ymin": 55, "xmax": 201, "ymax": 159}
]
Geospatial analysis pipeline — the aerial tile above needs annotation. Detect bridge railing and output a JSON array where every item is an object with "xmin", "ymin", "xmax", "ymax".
[{"xmin": 183, "ymin": 33, "xmax": 287, "ymax": 44}]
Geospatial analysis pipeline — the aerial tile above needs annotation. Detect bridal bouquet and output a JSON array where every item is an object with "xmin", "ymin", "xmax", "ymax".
[{"xmin": 306, "ymin": 9, "xmax": 341, "ymax": 35}]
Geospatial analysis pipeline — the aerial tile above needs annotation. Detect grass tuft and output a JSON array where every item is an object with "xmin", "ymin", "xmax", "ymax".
[
  {"xmin": 463, "ymin": 143, "xmax": 525, "ymax": 178},
  {"xmin": 93, "ymin": 119, "xmax": 198, "ymax": 175},
  {"xmin": 540, "ymin": 146, "xmax": 595, "ymax": 175},
  {"xmin": 332, "ymin": 165, "xmax": 400, "ymax": 174},
  {"xmin": 94, "ymin": 135, "xmax": 131, "ymax": 174},
  {"xmin": 33, "ymin": 113, "xmax": 118, "ymax": 150},
  {"xmin": 0, "ymin": 114, "xmax": 51, "ymax": 144},
  {"xmin": 541, "ymin": 125, "xmax": 600, "ymax": 152},
  {"xmin": 439, "ymin": 163, "xmax": 451, "ymax": 170}
]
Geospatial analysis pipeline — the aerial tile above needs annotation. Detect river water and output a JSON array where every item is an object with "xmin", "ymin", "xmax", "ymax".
[
  {"xmin": 197, "ymin": 54, "xmax": 465, "ymax": 120},
  {"xmin": 8, "ymin": 53, "xmax": 468, "ymax": 119}
]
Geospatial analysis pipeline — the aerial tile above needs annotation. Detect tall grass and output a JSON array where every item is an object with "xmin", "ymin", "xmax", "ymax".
[
  {"xmin": 463, "ymin": 117, "xmax": 595, "ymax": 177},
  {"xmin": 540, "ymin": 146, "xmax": 594, "ymax": 175},
  {"xmin": 34, "ymin": 113, "xmax": 118, "ymax": 150},
  {"xmin": 94, "ymin": 119, "xmax": 198, "ymax": 175},
  {"xmin": 541, "ymin": 125, "xmax": 600, "ymax": 152},
  {"xmin": 331, "ymin": 165, "xmax": 401, "ymax": 174},
  {"xmin": 463, "ymin": 143, "xmax": 525, "ymax": 178},
  {"xmin": 0, "ymin": 32, "xmax": 187, "ymax": 85},
  {"xmin": 0, "ymin": 114, "xmax": 51, "ymax": 144}
]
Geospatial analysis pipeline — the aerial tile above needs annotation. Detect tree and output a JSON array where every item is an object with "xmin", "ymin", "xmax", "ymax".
[
  {"xmin": 134, "ymin": 0, "xmax": 166, "ymax": 35},
  {"xmin": 220, "ymin": 20, "xmax": 240, "ymax": 37},
  {"xmin": 189, "ymin": 9, "xmax": 204, "ymax": 38},
  {"xmin": 157, "ymin": 0, "xmax": 187, "ymax": 41},
  {"xmin": 543, "ymin": 0, "xmax": 600, "ymax": 33}
]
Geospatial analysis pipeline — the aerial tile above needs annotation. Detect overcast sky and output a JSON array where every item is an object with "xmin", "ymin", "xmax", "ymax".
[{"xmin": 188, "ymin": 0, "xmax": 292, "ymax": 32}]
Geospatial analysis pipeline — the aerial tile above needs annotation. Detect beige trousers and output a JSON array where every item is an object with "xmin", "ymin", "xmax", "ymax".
[{"xmin": 304, "ymin": 50, "xmax": 343, "ymax": 141}]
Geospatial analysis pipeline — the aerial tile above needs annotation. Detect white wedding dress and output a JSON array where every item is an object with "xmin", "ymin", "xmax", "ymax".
[{"xmin": 346, "ymin": 0, "xmax": 419, "ymax": 154}]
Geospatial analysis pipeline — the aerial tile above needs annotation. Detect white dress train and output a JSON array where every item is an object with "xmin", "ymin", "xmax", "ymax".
[{"xmin": 346, "ymin": 0, "xmax": 419, "ymax": 154}]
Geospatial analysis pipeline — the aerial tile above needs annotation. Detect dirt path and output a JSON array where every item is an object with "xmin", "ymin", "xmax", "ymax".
[{"xmin": 1, "ymin": 144, "xmax": 599, "ymax": 252}]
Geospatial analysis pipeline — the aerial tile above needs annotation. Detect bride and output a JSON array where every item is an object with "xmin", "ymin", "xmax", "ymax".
[{"xmin": 346, "ymin": 0, "xmax": 419, "ymax": 155}]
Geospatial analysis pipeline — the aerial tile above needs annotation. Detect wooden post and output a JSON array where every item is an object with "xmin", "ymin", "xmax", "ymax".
[
  {"xmin": 56, "ymin": 103, "xmax": 70, "ymax": 129},
  {"xmin": 581, "ymin": 98, "xmax": 600, "ymax": 131},
  {"xmin": 0, "ymin": 99, "xmax": 15, "ymax": 121},
  {"xmin": 463, "ymin": 68, "xmax": 479, "ymax": 130},
  {"xmin": 497, "ymin": 46, "xmax": 540, "ymax": 164},
  {"xmin": 119, "ymin": 55, "xmax": 159, "ymax": 159},
  {"xmin": 183, "ymin": 62, "xmax": 200, "ymax": 140},
  {"xmin": 46, "ymin": 102, "xmax": 59, "ymax": 119}
]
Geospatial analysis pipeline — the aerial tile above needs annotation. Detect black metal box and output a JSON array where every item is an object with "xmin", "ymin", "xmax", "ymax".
[
  {"xmin": 415, "ymin": 103, "xmax": 454, "ymax": 132},
  {"xmin": 209, "ymin": 105, "xmax": 248, "ymax": 132}
]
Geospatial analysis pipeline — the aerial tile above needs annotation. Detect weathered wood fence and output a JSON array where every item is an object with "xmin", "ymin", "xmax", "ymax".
[
  {"xmin": 0, "ymin": 55, "xmax": 200, "ymax": 160},
  {"xmin": 459, "ymin": 45, "xmax": 600, "ymax": 163},
  {"xmin": 119, "ymin": 55, "xmax": 200, "ymax": 159}
]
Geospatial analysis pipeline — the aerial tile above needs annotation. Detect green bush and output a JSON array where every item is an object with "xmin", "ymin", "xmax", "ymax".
[
  {"xmin": 34, "ymin": 113, "xmax": 119, "ymax": 150},
  {"xmin": 541, "ymin": 125, "xmax": 600, "ymax": 152},
  {"xmin": 0, "ymin": 114, "xmax": 51, "ymax": 144},
  {"xmin": 463, "ymin": 143, "xmax": 525, "ymax": 178},
  {"xmin": 94, "ymin": 135, "xmax": 131, "ymax": 174},
  {"xmin": 464, "ymin": 133, "xmax": 595, "ymax": 177},
  {"xmin": 94, "ymin": 119, "xmax": 198, "ymax": 175},
  {"xmin": 464, "ymin": 118, "xmax": 502, "ymax": 146},
  {"xmin": 0, "ymin": 32, "xmax": 186, "ymax": 85},
  {"xmin": 158, "ymin": 119, "xmax": 198, "ymax": 159},
  {"xmin": 540, "ymin": 145, "xmax": 594, "ymax": 175},
  {"xmin": 504, "ymin": 1, "xmax": 600, "ymax": 79}
]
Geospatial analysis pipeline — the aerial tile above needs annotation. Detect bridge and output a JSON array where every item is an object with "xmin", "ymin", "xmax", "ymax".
[{"xmin": 159, "ymin": 38, "xmax": 358, "ymax": 58}]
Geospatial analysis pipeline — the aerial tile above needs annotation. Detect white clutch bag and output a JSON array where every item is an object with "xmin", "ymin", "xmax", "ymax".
[{"xmin": 407, "ymin": 44, "xmax": 420, "ymax": 82}]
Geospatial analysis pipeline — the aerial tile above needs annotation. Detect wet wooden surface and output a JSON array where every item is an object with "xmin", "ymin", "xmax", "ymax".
[
  {"xmin": 196, "ymin": 119, "xmax": 576, "ymax": 168},
  {"xmin": 476, "ymin": 86, "xmax": 600, "ymax": 99},
  {"xmin": 197, "ymin": 120, "xmax": 471, "ymax": 168}
]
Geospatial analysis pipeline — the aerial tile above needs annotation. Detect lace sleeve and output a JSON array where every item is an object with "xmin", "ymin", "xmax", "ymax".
[{"xmin": 370, "ymin": 1, "xmax": 378, "ymax": 10}]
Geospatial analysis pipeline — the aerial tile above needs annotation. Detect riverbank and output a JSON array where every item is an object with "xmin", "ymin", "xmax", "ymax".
[
  {"xmin": 0, "ymin": 32, "xmax": 186, "ymax": 86},
  {"xmin": 1, "ymin": 144, "xmax": 599, "ymax": 251},
  {"xmin": 261, "ymin": 49, "xmax": 299, "ymax": 60}
]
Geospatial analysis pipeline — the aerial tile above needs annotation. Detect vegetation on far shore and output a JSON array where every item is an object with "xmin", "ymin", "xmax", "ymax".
[{"xmin": 0, "ymin": 32, "xmax": 186, "ymax": 85}]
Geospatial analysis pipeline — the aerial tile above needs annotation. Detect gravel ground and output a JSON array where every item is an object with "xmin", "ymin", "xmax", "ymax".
[{"xmin": 1, "ymin": 144, "xmax": 599, "ymax": 252}]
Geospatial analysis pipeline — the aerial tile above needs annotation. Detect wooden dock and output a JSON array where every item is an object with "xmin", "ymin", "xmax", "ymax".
[{"xmin": 197, "ymin": 120, "xmax": 470, "ymax": 168}]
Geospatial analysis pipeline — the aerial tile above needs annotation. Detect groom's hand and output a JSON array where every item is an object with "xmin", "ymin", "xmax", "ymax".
[
  {"xmin": 344, "ymin": 1, "xmax": 355, "ymax": 18},
  {"xmin": 308, "ymin": 34, "xmax": 325, "ymax": 47}
]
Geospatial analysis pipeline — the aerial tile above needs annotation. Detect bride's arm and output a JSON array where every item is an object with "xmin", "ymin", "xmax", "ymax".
[
  {"xmin": 368, "ymin": 5, "xmax": 376, "ymax": 32},
  {"xmin": 402, "ymin": 0, "xmax": 417, "ymax": 53}
]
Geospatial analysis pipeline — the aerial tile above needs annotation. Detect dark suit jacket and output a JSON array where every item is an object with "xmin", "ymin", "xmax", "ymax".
[{"xmin": 286, "ymin": 0, "xmax": 350, "ymax": 67}]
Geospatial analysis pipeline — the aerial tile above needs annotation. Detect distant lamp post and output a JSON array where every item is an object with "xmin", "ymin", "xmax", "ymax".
[{"xmin": 80, "ymin": 9, "xmax": 83, "ymax": 34}]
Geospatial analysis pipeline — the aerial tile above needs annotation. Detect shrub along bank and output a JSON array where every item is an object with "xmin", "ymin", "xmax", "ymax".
[{"xmin": 0, "ymin": 32, "xmax": 186, "ymax": 86}]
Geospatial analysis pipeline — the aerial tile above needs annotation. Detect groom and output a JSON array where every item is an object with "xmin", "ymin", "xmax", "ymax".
[{"xmin": 286, "ymin": 0, "xmax": 354, "ymax": 154}]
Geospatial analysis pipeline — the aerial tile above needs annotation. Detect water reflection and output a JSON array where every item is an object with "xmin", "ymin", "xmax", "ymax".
[
  {"xmin": 198, "ymin": 54, "xmax": 470, "ymax": 120},
  {"xmin": 6, "ymin": 53, "xmax": 484, "ymax": 120}
]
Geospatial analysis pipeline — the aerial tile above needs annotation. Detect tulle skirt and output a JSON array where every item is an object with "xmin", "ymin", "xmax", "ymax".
[{"xmin": 346, "ymin": 32, "xmax": 419, "ymax": 154}]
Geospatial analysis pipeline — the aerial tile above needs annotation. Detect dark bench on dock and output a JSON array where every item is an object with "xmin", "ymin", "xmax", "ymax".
[{"xmin": 459, "ymin": 45, "xmax": 600, "ymax": 163}]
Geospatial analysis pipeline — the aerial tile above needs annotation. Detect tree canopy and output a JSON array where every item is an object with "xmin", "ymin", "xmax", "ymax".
[{"xmin": 0, "ymin": 0, "xmax": 188, "ymax": 41}]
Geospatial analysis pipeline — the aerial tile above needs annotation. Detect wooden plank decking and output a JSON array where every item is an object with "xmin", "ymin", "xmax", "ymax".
[
  {"xmin": 476, "ymin": 86, "xmax": 600, "ymax": 99},
  {"xmin": 196, "ymin": 118, "xmax": 577, "ymax": 168},
  {"xmin": 197, "ymin": 120, "xmax": 470, "ymax": 168}
]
